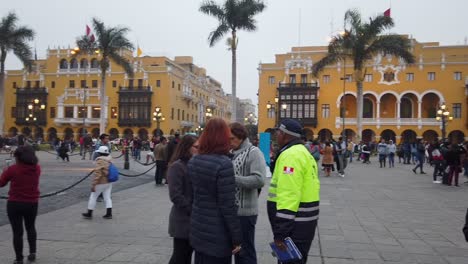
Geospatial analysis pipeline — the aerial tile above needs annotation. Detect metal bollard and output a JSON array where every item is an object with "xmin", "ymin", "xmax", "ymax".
[{"xmin": 124, "ymin": 146, "xmax": 130, "ymax": 170}]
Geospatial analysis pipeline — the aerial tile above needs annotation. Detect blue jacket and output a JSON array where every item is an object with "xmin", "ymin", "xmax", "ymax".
[{"xmin": 188, "ymin": 154, "xmax": 242, "ymax": 257}]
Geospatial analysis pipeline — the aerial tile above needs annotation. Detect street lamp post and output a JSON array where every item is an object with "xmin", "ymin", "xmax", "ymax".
[
  {"xmin": 205, "ymin": 107, "xmax": 213, "ymax": 120},
  {"xmin": 266, "ymin": 95, "xmax": 280, "ymax": 127},
  {"xmin": 436, "ymin": 103, "xmax": 453, "ymax": 142},
  {"xmin": 153, "ymin": 106, "xmax": 165, "ymax": 136},
  {"xmin": 26, "ymin": 98, "xmax": 46, "ymax": 141},
  {"xmin": 80, "ymin": 89, "xmax": 89, "ymax": 160}
]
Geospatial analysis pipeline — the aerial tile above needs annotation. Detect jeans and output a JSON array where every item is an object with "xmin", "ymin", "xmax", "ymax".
[
  {"xmin": 87, "ymin": 183, "xmax": 113, "ymax": 210},
  {"xmin": 7, "ymin": 201, "xmax": 38, "ymax": 261},
  {"xmin": 388, "ymin": 153, "xmax": 395, "ymax": 167},
  {"xmin": 194, "ymin": 251, "xmax": 231, "ymax": 264},
  {"xmin": 448, "ymin": 165, "xmax": 460, "ymax": 186},
  {"xmin": 133, "ymin": 149, "xmax": 141, "ymax": 160},
  {"xmin": 169, "ymin": 238, "xmax": 193, "ymax": 264},
  {"xmin": 433, "ymin": 160, "xmax": 444, "ymax": 181},
  {"xmin": 413, "ymin": 155, "xmax": 425, "ymax": 173},
  {"xmin": 379, "ymin": 154, "xmax": 387, "ymax": 167},
  {"xmin": 155, "ymin": 160, "xmax": 167, "ymax": 184},
  {"xmin": 337, "ymin": 154, "xmax": 347, "ymax": 174},
  {"xmin": 235, "ymin": 215, "xmax": 257, "ymax": 264}
]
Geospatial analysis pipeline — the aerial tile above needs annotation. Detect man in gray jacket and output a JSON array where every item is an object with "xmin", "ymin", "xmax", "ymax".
[{"xmin": 229, "ymin": 123, "xmax": 266, "ymax": 264}]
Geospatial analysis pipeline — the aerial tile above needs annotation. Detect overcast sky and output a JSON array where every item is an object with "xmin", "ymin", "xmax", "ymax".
[{"xmin": 3, "ymin": 0, "xmax": 468, "ymax": 105}]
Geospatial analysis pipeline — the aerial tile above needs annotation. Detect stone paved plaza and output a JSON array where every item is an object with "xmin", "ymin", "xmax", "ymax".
[{"xmin": 0, "ymin": 153, "xmax": 467, "ymax": 263}]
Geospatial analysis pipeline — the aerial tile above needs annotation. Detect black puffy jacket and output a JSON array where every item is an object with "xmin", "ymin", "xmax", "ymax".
[{"xmin": 188, "ymin": 154, "xmax": 242, "ymax": 257}]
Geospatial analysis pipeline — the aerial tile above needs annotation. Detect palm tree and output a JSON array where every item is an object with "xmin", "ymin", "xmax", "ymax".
[
  {"xmin": 0, "ymin": 12, "xmax": 35, "ymax": 135},
  {"xmin": 200, "ymin": 0, "xmax": 265, "ymax": 122},
  {"xmin": 76, "ymin": 18, "xmax": 134, "ymax": 134},
  {"xmin": 312, "ymin": 9, "xmax": 415, "ymax": 139}
]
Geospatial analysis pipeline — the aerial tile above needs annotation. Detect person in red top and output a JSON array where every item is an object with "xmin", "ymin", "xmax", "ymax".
[{"xmin": 0, "ymin": 145, "xmax": 41, "ymax": 264}]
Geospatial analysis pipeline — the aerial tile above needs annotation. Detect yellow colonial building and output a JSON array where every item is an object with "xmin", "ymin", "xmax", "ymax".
[
  {"xmin": 3, "ymin": 47, "xmax": 232, "ymax": 141},
  {"xmin": 258, "ymin": 38, "xmax": 468, "ymax": 143}
]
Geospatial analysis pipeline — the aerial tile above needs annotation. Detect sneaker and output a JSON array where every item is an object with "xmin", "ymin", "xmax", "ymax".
[
  {"xmin": 27, "ymin": 253, "xmax": 36, "ymax": 262},
  {"xmin": 412, "ymin": 169, "xmax": 416, "ymax": 174},
  {"xmin": 340, "ymin": 173, "xmax": 345, "ymax": 178},
  {"xmin": 82, "ymin": 213, "xmax": 92, "ymax": 219}
]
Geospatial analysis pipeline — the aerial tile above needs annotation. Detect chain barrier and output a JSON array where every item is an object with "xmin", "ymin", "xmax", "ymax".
[
  {"xmin": 111, "ymin": 152, "xmax": 125, "ymax": 159},
  {"xmin": 118, "ymin": 164, "xmax": 156, "ymax": 177},
  {"xmin": 0, "ymin": 170, "xmax": 94, "ymax": 200},
  {"xmin": 132, "ymin": 158, "xmax": 156, "ymax": 166}
]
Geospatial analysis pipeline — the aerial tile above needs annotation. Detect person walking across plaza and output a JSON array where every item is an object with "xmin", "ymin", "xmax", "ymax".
[
  {"xmin": 322, "ymin": 142, "xmax": 335, "ymax": 177},
  {"xmin": 82, "ymin": 146, "xmax": 113, "ymax": 219},
  {"xmin": 229, "ymin": 122, "xmax": 266, "ymax": 264},
  {"xmin": 167, "ymin": 135, "xmax": 198, "ymax": 264},
  {"xmin": 387, "ymin": 140, "xmax": 396, "ymax": 168},
  {"xmin": 189, "ymin": 118, "xmax": 242, "ymax": 264},
  {"xmin": 154, "ymin": 137, "xmax": 168, "ymax": 185},
  {"xmin": 0, "ymin": 146, "xmax": 41, "ymax": 263},
  {"xmin": 335, "ymin": 137, "xmax": 347, "ymax": 177},
  {"xmin": 267, "ymin": 119, "xmax": 320, "ymax": 264},
  {"xmin": 377, "ymin": 139, "xmax": 388, "ymax": 168},
  {"xmin": 446, "ymin": 143, "xmax": 463, "ymax": 187},
  {"xmin": 412, "ymin": 139, "xmax": 426, "ymax": 174},
  {"xmin": 92, "ymin": 134, "xmax": 111, "ymax": 161}
]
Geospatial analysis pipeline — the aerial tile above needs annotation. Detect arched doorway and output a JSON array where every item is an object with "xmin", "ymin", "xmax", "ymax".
[
  {"xmin": 109, "ymin": 128, "xmax": 119, "ymax": 140},
  {"xmin": 22, "ymin": 127, "xmax": 32, "ymax": 137},
  {"xmin": 64, "ymin": 127, "xmax": 74, "ymax": 140},
  {"xmin": 123, "ymin": 128, "xmax": 134, "ymax": 139},
  {"xmin": 400, "ymin": 94, "xmax": 418, "ymax": 118},
  {"xmin": 303, "ymin": 128, "xmax": 314, "ymax": 141},
  {"xmin": 138, "ymin": 128, "xmax": 149, "ymax": 141},
  {"xmin": 448, "ymin": 130, "xmax": 465, "ymax": 144},
  {"xmin": 34, "ymin": 127, "xmax": 44, "ymax": 141},
  {"xmin": 380, "ymin": 129, "xmax": 396, "ymax": 142},
  {"xmin": 318, "ymin": 129, "xmax": 333, "ymax": 143},
  {"xmin": 363, "ymin": 98, "xmax": 374, "ymax": 118},
  {"xmin": 8, "ymin": 127, "xmax": 18, "ymax": 137},
  {"xmin": 47, "ymin": 127, "xmax": 57, "ymax": 142},
  {"xmin": 362, "ymin": 129, "xmax": 375, "ymax": 143},
  {"xmin": 91, "ymin": 128, "xmax": 100, "ymax": 138},
  {"xmin": 422, "ymin": 130, "xmax": 439, "ymax": 143},
  {"xmin": 421, "ymin": 93, "xmax": 440, "ymax": 118},
  {"xmin": 342, "ymin": 129, "xmax": 356, "ymax": 141},
  {"xmin": 401, "ymin": 129, "xmax": 417, "ymax": 143}
]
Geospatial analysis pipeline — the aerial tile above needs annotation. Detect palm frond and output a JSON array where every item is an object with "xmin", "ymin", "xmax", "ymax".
[
  {"xmin": 312, "ymin": 53, "xmax": 341, "ymax": 77},
  {"xmin": 363, "ymin": 15, "xmax": 394, "ymax": 39},
  {"xmin": 208, "ymin": 23, "xmax": 229, "ymax": 47},
  {"xmin": 344, "ymin": 9, "xmax": 362, "ymax": 32},
  {"xmin": 12, "ymin": 41, "xmax": 33, "ymax": 69},
  {"xmin": 199, "ymin": 0, "xmax": 225, "ymax": 20},
  {"xmin": 0, "ymin": 12, "xmax": 18, "ymax": 35},
  {"xmin": 108, "ymin": 50, "xmax": 134, "ymax": 77},
  {"xmin": 365, "ymin": 34, "xmax": 415, "ymax": 64}
]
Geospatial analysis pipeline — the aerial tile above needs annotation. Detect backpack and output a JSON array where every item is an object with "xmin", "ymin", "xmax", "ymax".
[
  {"xmin": 108, "ymin": 163, "xmax": 119, "ymax": 182},
  {"xmin": 310, "ymin": 145, "xmax": 320, "ymax": 161}
]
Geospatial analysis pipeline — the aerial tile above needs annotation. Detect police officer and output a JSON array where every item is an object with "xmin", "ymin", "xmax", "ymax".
[{"xmin": 267, "ymin": 119, "xmax": 320, "ymax": 264}]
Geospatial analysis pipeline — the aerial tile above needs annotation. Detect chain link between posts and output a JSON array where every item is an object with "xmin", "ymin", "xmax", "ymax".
[{"xmin": 0, "ymin": 170, "xmax": 94, "ymax": 200}]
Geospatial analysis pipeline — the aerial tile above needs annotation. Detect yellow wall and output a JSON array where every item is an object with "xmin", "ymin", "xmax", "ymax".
[
  {"xmin": 3, "ymin": 48, "xmax": 231, "ymax": 140},
  {"xmin": 258, "ymin": 39, "xmax": 468, "ymax": 143}
]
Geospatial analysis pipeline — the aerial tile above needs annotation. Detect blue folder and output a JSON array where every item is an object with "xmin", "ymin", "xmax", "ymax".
[{"xmin": 269, "ymin": 237, "xmax": 303, "ymax": 263}]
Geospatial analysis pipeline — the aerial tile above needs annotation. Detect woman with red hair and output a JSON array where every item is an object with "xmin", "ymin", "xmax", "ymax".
[{"xmin": 189, "ymin": 118, "xmax": 242, "ymax": 264}]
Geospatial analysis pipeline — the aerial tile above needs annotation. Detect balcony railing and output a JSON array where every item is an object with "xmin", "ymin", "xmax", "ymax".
[
  {"xmin": 279, "ymin": 82, "xmax": 319, "ymax": 89},
  {"xmin": 54, "ymin": 118, "xmax": 101, "ymax": 126},
  {"xmin": 118, "ymin": 86, "xmax": 152, "ymax": 92},
  {"xmin": 182, "ymin": 90, "xmax": 194, "ymax": 101},
  {"xmin": 335, "ymin": 117, "xmax": 441, "ymax": 126},
  {"xmin": 118, "ymin": 119, "xmax": 151, "ymax": 127},
  {"xmin": 180, "ymin": 121, "xmax": 194, "ymax": 128}
]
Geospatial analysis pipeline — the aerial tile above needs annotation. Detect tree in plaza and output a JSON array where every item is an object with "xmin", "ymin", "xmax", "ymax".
[
  {"xmin": 199, "ymin": 0, "xmax": 266, "ymax": 121},
  {"xmin": 312, "ymin": 9, "xmax": 415, "ymax": 138},
  {"xmin": 76, "ymin": 18, "xmax": 134, "ymax": 134},
  {"xmin": 0, "ymin": 12, "xmax": 35, "ymax": 135}
]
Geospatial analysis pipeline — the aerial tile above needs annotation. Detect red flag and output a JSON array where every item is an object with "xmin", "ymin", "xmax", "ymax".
[
  {"xmin": 90, "ymin": 34, "xmax": 95, "ymax": 42},
  {"xmin": 86, "ymin": 25, "xmax": 91, "ymax": 36},
  {"xmin": 384, "ymin": 8, "xmax": 391, "ymax": 17}
]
